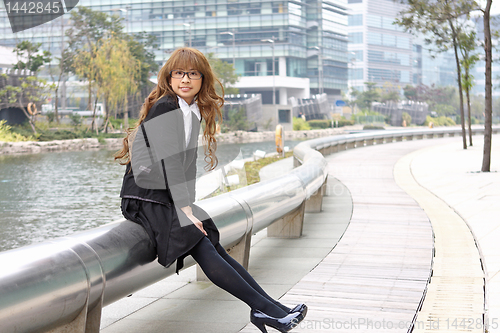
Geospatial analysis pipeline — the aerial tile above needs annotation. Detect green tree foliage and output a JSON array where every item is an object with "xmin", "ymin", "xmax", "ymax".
[
  {"xmin": 380, "ymin": 82, "xmax": 401, "ymax": 103},
  {"xmin": 206, "ymin": 53, "xmax": 240, "ymax": 95},
  {"xmin": 75, "ymin": 36, "xmax": 141, "ymax": 133},
  {"xmin": 403, "ymin": 84, "xmax": 458, "ymax": 115},
  {"xmin": 223, "ymin": 107, "xmax": 250, "ymax": 131},
  {"xmin": 352, "ymin": 82, "xmax": 381, "ymax": 111},
  {"xmin": 293, "ymin": 117, "xmax": 311, "ymax": 130},
  {"xmin": 0, "ymin": 41, "xmax": 54, "ymax": 134},
  {"xmin": 458, "ymin": 29, "xmax": 480, "ymax": 146},
  {"xmin": 395, "ymin": 0, "xmax": 476, "ymax": 150},
  {"xmin": 65, "ymin": 6, "xmax": 157, "ymax": 131},
  {"xmin": 65, "ymin": 6, "xmax": 124, "ymax": 109},
  {"xmin": 424, "ymin": 115, "xmax": 457, "ymax": 127},
  {"xmin": 0, "ymin": 120, "xmax": 33, "ymax": 142},
  {"xmin": 13, "ymin": 41, "xmax": 51, "ymax": 73}
]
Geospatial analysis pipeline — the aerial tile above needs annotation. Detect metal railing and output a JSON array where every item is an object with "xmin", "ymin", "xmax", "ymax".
[{"xmin": 0, "ymin": 126, "xmax": 498, "ymax": 333}]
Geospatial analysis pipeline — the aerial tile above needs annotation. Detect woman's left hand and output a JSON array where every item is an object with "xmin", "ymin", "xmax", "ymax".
[{"xmin": 181, "ymin": 206, "xmax": 208, "ymax": 236}]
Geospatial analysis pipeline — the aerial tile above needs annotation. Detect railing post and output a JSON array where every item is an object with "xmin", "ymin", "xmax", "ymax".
[
  {"xmin": 293, "ymin": 156, "xmax": 302, "ymax": 168},
  {"xmin": 267, "ymin": 201, "xmax": 306, "ymax": 238},
  {"xmin": 355, "ymin": 139, "xmax": 365, "ymax": 148},
  {"xmin": 305, "ymin": 176, "xmax": 328, "ymax": 213},
  {"xmin": 46, "ymin": 296, "xmax": 103, "ymax": 333}
]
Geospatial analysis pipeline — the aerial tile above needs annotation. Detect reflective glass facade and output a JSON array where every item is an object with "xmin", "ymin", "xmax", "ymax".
[
  {"xmin": 347, "ymin": 0, "xmax": 456, "ymax": 92},
  {"xmin": 0, "ymin": 0, "xmax": 348, "ymax": 97}
]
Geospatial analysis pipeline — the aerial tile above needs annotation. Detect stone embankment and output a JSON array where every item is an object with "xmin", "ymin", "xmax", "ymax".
[
  {"xmin": 0, "ymin": 128, "xmax": 347, "ymax": 155},
  {"xmin": 0, "ymin": 138, "xmax": 123, "ymax": 155},
  {"xmin": 213, "ymin": 128, "xmax": 346, "ymax": 144}
]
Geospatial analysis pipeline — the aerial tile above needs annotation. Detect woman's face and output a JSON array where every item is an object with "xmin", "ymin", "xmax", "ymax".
[{"xmin": 170, "ymin": 68, "xmax": 203, "ymax": 105}]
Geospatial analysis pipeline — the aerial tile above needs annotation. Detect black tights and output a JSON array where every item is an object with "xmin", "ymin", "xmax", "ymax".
[{"xmin": 189, "ymin": 236, "xmax": 290, "ymax": 318}]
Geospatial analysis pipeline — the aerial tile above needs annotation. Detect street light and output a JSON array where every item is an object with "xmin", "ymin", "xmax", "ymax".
[
  {"xmin": 261, "ymin": 38, "xmax": 275, "ymax": 106},
  {"xmin": 220, "ymin": 30, "xmax": 236, "ymax": 67}
]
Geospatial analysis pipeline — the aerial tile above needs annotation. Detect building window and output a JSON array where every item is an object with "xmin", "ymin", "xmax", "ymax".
[
  {"xmin": 350, "ymin": 50, "xmax": 363, "ymax": 62},
  {"xmin": 348, "ymin": 32, "xmax": 363, "ymax": 44},
  {"xmin": 348, "ymin": 14, "xmax": 363, "ymax": 26},
  {"xmin": 279, "ymin": 109, "xmax": 291, "ymax": 123},
  {"xmin": 349, "ymin": 68, "xmax": 363, "ymax": 80}
]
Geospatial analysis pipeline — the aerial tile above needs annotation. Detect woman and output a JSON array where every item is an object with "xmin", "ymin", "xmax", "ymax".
[{"xmin": 115, "ymin": 47, "xmax": 307, "ymax": 333}]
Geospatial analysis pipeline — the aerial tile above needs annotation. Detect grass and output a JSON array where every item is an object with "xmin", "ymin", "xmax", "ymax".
[
  {"xmin": 204, "ymin": 151, "xmax": 294, "ymax": 199},
  {"xmin": 10, "ymin": 122, "xmax": 125, "ymax": 142}
]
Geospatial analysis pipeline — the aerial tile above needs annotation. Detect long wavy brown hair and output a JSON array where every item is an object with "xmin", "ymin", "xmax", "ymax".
[{"xmin": 114, "ymin": 47, "xmax": 224, "ymax": 171}]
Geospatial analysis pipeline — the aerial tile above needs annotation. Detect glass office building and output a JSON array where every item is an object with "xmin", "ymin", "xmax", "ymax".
[
  {"xmin": 347, "ymin": 0, "xmax": 456, "ymax": 92},
  {"xmin": 0, "ymin": 0, "xmax": 349, "ymax": 106}
]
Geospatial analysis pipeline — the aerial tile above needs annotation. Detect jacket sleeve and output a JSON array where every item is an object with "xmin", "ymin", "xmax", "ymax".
[{"xmin": 132, "ymin": 101, "xmax": 193, "ymax": 208}]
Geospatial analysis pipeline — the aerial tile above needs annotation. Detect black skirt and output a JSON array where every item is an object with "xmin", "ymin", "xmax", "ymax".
[{"xmin": 121, "ymin": 198, "xmax": 220, "ymax": 273}]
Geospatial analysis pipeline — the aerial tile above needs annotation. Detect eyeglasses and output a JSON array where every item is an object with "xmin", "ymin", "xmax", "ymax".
[{"xmin": 169, "ymin": 70, "xmax": 203, "ymax": 80}]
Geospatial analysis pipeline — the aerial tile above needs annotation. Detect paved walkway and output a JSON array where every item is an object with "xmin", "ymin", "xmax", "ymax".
[
  {"xmin": 401, "ymin": 138, "xmax": 500, "ymax": 332},
  {"xmin": 100, "ymin": 134, "xmax": 499, "ymax": 333}
]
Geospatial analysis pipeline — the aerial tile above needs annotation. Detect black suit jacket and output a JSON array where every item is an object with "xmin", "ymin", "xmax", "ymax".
[{"xmin": 120, "ymin": 94, "xmax": 200, "ymax": 208}]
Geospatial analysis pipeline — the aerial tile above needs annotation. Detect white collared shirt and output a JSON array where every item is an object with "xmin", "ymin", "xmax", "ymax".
[{"xmin": 177, "ymin": 96, "xmax": 201, "ymax": 148}]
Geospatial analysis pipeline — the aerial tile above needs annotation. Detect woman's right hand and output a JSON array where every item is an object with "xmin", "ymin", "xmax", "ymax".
[{"xmin": 181, "ymin": 206, "xmax": 208, "ymax": 236}]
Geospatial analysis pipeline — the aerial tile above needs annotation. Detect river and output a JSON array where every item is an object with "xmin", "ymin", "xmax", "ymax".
[{"xmin": 0, "ymin": 140, "xmax": 305, "ymax": 253}]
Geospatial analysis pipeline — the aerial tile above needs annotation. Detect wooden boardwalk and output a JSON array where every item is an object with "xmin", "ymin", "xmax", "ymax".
[{"xmin": 395, "ymin": 147, "xmax": 484, "ymax": 333}]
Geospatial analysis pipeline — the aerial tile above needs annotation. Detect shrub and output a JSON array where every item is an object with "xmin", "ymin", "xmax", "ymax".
[
  {"xmin": 46, "ymin": 111, "xmax": 55, "ymax": 123},
  {"xmin": 69, "ymin": 113, "xmax": 82, "ymax": 128},
  {"xmin": 336, "ymin": 119, "xmax": 355, "ymax": 127},
  {"xmin": 363, "ymin": 124, "xmax": 385, "ymax": 130},
  {"xmin": 307, "ymin": 119, "xmax": 330, "ymax": 129},
  {"xmin": 0, "ymin": 120, "xmax": 33, "ymax": 142},
  {"xmin": 424, "ymin": 115, "xmax": 456, "ymax": 127},
  {"xmin": 293, "ymin": 117, "xmax": 311, "ymax": 130}
]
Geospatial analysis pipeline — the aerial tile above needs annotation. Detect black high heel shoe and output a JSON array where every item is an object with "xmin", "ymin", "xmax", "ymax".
[
  {"xmin": 289, "ymin": 303, "xmax": 307, "ymax": 317},
  {"xmin": 250, "ymin": 309, "xmax": 305, "ymax": 333}
]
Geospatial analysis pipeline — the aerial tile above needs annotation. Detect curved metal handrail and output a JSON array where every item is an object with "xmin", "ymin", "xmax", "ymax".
[{"xmin": 0, "ymin": 125, "xmax": 499, "ymax": 332}]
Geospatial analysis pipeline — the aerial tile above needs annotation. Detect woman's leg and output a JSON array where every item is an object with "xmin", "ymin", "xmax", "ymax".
[
  {"xmin": 214, "ymin": 243, "xmax": 291, "ymax": 313},
  {"xmin": 189, "ymin": 237, "xmax": 287, "ymax": 318}
]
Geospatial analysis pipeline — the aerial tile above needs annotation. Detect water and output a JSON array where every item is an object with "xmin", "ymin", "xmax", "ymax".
[{"xmin": 0, "ymin": 139, "xmax": 305, "ymax": 253}]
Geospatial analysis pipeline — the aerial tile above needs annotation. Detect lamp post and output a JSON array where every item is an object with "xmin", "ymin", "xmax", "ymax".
[
  {"xmin": 261, "ymin": 38, "xmax": 275, "ymax": 106},
  {"xmin": 220, "ymin": 30, "xmax": 235, "ymax": 67}
]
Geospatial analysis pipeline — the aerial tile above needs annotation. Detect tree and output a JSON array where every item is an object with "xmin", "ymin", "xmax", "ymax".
[
  {"xmin": 458, "ymin": 29, "xmax": 480, "ymax": 146},
  {"xmin": 0, "ymin": 76, "xmax": 54, "ymax": 135},
  {"xmin": 74, "ymin": 35, "xmax": 140, "ymax": 133},
  {"xmin": 13, "ymin": 41, "xmax": 51, "ymax": 73},
  {"xmin": 0, "ymin": 41, "xmax": 53, "ymax": 134},
  {"xmin": 65, "ymin": 6, "xmax": 122, "ymax": 110},
  {"xmin": 356, "ymin": 82, "xmax": 380, "ymax": 110},
  {"xmin": 123, "ymin": 32, "xmax": 159, "ymax": 128},
  {"xmin": 481, "ymin": 0, "xmax": 493, "ymax": 172},
  {"xmin": 395, "ymin": 0, "xmax": 475, "ymax": 150},
  {"xmin": 224, "ymin": 106, "xmax": 250, "ymax": 131},
  {"xmin": 206, "ymin": 53, "xmax": 240, "ymax": 95},
  {"xmin": 380, "ymin": 82, "xmax": 401, "ymax": 103}
]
